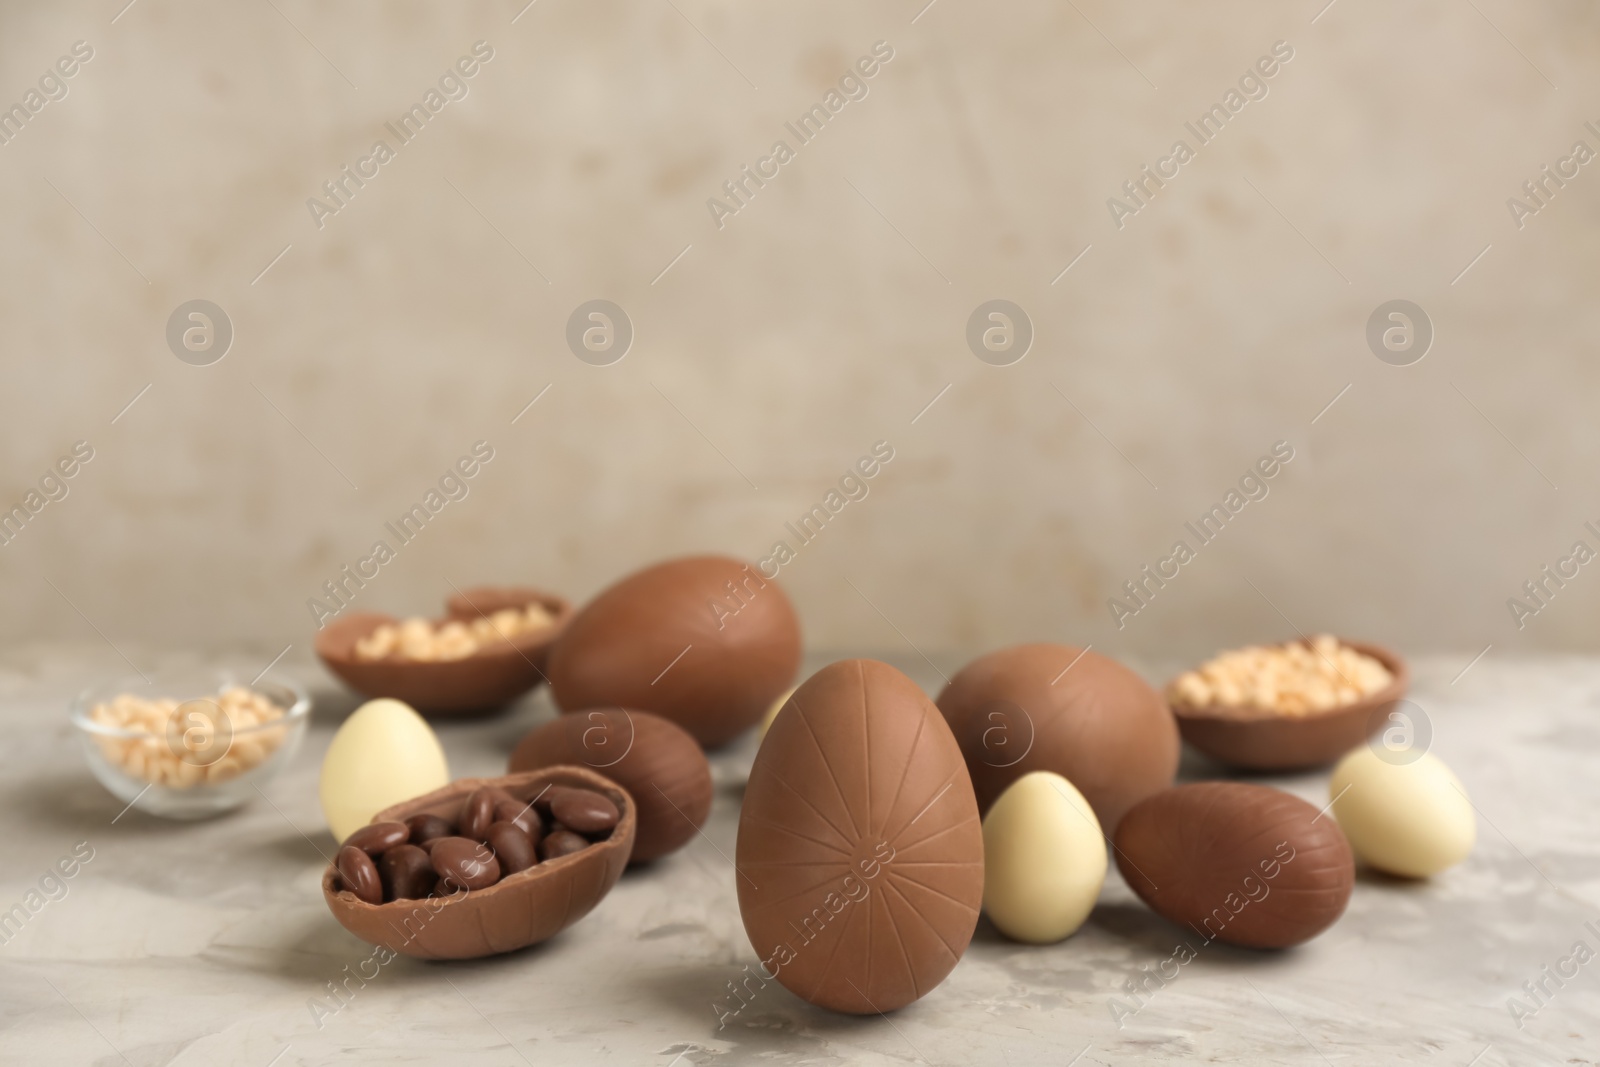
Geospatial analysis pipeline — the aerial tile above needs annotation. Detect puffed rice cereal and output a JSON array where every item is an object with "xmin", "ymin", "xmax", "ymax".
[
  {"xmin": 1168, "ymin": 635, "xmax": 1393, "ymax": 715},
  {"xmin": 90, "ymin": 686, "xmax": 289, "ymax": 787},
  {"xmin": 354, "ymin": 602, "xmax": 556, "ymax": 663}
]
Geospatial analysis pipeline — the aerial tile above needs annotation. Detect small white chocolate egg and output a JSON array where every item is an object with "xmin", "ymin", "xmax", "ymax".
[
  {"xmin": 319, "ymin": 698, "xmax": 449, "ymax": 843},
  {"xmin": 1330, "ymin": 745, "xmax": 1475, "ymax": 878},
  {"xmin": 982, "ymin": 770, "xmax": 1107, "ymax": 943}
]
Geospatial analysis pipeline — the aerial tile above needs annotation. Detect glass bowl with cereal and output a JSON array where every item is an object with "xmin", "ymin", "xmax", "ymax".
[
  {"xmin": 1166, "ymin": 635, "xmax": 1409, "ymax": 771},
  {"xmin": 70, "ymin": 670, "xmax": 312, "ymax": 819}
]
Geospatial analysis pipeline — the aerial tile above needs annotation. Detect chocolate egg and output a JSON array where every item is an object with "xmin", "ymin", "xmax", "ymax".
[
  {"xmin": 1114, "ymin": 783, "xmax": 1354, "ymax": 949},
  {"xmin": 546, "ymin": 556, "xmax": 801, "ymax": 748},
  {"xmin": 509, "ymin": 709, "xmax": 712, "ymax": 864},
  {"xmin": 1171, "ymin": 638, "xmax": 1410, "ymax": 771},
  {"xmin": 321, "ymin": 766, "xmax": 634, "ymax": 959},
  {"xmin": 737, "ymin": 659, "xmax": 983, "ymax": 1015},
  {"xmin": 314, "ymin": 587, "xmax": 572, "ymax": 716},
  {"xmin": 1330, "ymin": 746, "xmax": 1475, "ymax": 878},
  {"xmin": 937, "ymin": 644, "xmax": 1178, "ymax": 832}
]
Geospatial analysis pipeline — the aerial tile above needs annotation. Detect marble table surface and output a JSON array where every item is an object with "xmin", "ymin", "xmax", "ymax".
[{"xmin": 1, "ymin": 643, "xmax": 1595, "ymax": 1067}]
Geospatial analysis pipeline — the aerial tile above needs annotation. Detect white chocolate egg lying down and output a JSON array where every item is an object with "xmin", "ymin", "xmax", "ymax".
[{"xmin": 1330, "ymin": 745, "xmax": 1474, "ymax": 878}]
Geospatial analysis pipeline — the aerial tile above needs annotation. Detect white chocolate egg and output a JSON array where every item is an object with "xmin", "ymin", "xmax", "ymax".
[
  {"xmin": 982, "ymin": 770, "xmax": 1106, "ymax": 943},
  {"xmin": 319, "ymin": 698, "xmax": 448, "ymax": 843},
  {"xmin": 1330, "ymin": 745, "xmax": 1475, "ymax": 878}
]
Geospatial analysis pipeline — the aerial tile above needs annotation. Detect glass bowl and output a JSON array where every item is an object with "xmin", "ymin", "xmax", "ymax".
[{"xmin": 69, "ymin": 668, "xmax": 312, "ymax": 819}]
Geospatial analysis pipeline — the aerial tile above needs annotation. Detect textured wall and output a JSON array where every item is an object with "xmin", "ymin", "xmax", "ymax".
[{"xmin": 1, "ymin": 0, "xmax": 1596, "ymax": 669}]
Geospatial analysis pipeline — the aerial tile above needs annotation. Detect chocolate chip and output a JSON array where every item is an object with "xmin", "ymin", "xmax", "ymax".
[
  {"xmin": 494, "ymin": 797, "xmax": 543, "ymax": 840},
  {"xmin": 379, "ymin": 843, "xmax": 437, "ymax": 901},
  {"xmin": 430, "ymin": 836, "xmax": 502, "ymax": 891},
  {"xmin": 337, "ymin": 845, "xmax": 383, "ymax": 904},
  {"xmin": 406, "ymin": 813, "xmax": 453, "ymax": 845},
  {"xmin": 343, "ymin": 821, "xmax": 409, "ymax": 856},
  {"xmin": 460, "ymin": 788, "xmax": 499, "ymax": 841},
  {"xmin": 549, "ymin": 787, "xmax": 618, "ymax": 835},
  {"xmin": 539, "ymin": 828, "xmax": 589, "ymax": 861},
  {"xmin": 486, "ymin": 822, "xmax": 537, "ymax": 875}
]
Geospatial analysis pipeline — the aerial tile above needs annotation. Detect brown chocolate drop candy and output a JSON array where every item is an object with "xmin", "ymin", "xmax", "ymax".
[
  {"xmin": 430, "ymin": 836, "xmax": 502, "ymax": 891},
  {"xmin": 406, "ymin": 813, "xmax": 453, "ymax": 845},
  {"xmin": 460, "ymin": 787, "xmax": 498, "ymax": 841},
  {"xmin": 486, "ymin": 822, "xmax": 537, "ymax": 874},
  {"xmin": 494, "ymin": 797, "xmax": 543, "ymax": 839},
  {"xmin": 336, "ymin": 845, "xmax": 383, "ymax": 905},
  {"xmin": 540, "ymin": 828, "xmax": 589, "ymax": 861},
  {"xmin": 379, "ymin": 844, "xmax": 437, "ymax": 901},
  {"xmin": 343, "ymin": 821, "xmax": 409, "ymax": 856},
  {"xmin": 549, "ymin": 787, "xmax": 618, "ymax": 835}
]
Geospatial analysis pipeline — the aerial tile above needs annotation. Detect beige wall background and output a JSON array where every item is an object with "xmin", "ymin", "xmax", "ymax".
[{"xmin": 2, "ymin": 0, "xmax": 1598, "ymax": 671}]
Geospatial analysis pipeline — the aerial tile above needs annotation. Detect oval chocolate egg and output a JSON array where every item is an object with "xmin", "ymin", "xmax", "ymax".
[
  {"xmin": 736, "ymin": 659, "xmax": 983, "ymax": 1015},
  {"xmin": 509, "ymin": 709, "xmax": 712, "ymax": 864},
  {"xmin": 937, "ymin": 644, "xmax": 1178, "ymax": 832},
  {"xmin": 1113, "ymin": 782, "xmax": 1354, "ymax": 949},
  {"xmin": 321, "ymin": 766, "xmax": 634, "ymax": 959},
  {"xmin": 546, "ymin": 556, "xmax": 802, "ymax": 748}
]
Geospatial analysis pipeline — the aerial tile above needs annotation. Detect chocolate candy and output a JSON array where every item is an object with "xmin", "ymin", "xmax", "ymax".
[
  {"xmin": 342, "ymin": 821, "xmax": 409, "ymax": 856},
  {"xmin": 336, "ymin": 845, "xmax": 383, "ymax": 905},
  {"xmin": 737, "ymin": 659, "xmax": 984, "ymax": 1015},
  {"xmin": 320, "ymin": 769, "xmax": 636, "ymax": 960},
  {"xmin": 406, "ymin": 813, "xmax": 452, "ymax": 845},
  {"xmin": 460, "ymin": 787, "xmax": 498, "ymax": 840},
  {"xmin": 486, "ymin": 822, "xmax": 537, "ymax": 874},
  {"xmin": 548, "ymin": 787, "xmax": 618, "ymax": 835},
  {"xmin": 493, "ymin": 797, "xmax": 542, "ymax": 839},
  {"xmin": 430, "ymin": 836, "xmax": 502, "ymax": 891},
  {"xmin": 1329, "ymin": 746, "xmax": 1474, "ymax": 878},
  {"xmin": 540, "ymin": 828, "xmax": 589, "ymax": 860},
  {"xmin": 509, "ymin": 709, "xmax": 711, "ymax": 864},
  {"xmin": 379, "ymin": 843, "xmax": 437, "ymax": 900},
  {"xmin": 1114, "ymin": 782, "xmax": 1355, "ymax": 948},
  {"xmin": 546, "ymin": 556, "xmax": 802, "ymax": 747},
  {"xmin": 937, "ymin": 644, "xmax": 1179, "ymax": 832}
]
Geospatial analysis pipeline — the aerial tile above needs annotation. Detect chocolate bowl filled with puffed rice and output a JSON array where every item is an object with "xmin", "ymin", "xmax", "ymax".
[
  {"xmin": 1166, "ymin": 635, "xmax": 1408, "ymax": 771},
  {"xmin": 70, "ymin": 669, "xmax": 311, "ymax": 819},
  {"xmin": 314, "ymin": 586, "xmax": 571, "ymax": 716}
]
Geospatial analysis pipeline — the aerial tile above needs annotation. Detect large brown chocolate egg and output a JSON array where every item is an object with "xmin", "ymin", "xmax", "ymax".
[
  {"xmin": 546, "ymin": 556, "xmax": 801, "ymax": 748},
  {"xmin": 736, "ymin": 659, "xmax": 983, "ymax": 1015},
  {"xmin": 508, "ymin": 709, "xmax": 712, "ymax": 864},
  {"xmin": 1114, "ymin": 783, "xmax": 1355, "ymax": 949},
  {"xmin": 936, "ymin": 644, "xmax": 1178, "ymax": 832}
]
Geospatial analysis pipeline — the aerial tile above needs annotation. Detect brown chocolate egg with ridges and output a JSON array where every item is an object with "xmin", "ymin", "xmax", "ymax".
[
  {"xmin": 1114, "ymin": 783, "xmax": 1355, "ymax": 949},
  {"xmin": 936, "ymin": 644, "xmax": 1178, "ymax": 832},
  {"xmin": 737, "ymin": 659, "xmax": 983, "ymax": 1015},
  {"xmin": 510, "ymin": 709, "xmax": 712, "ymax": 864},
  {"xmin": 546, "ymin": 556, "xmax": 801, "ymax": 748}
]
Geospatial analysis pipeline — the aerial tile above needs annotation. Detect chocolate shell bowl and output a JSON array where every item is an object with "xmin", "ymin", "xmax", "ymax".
[
  {"xmin": 314, "ymin": 586, "xmax": 571, "ymax": 716},
  {"xmin": 321, "ymin": 766, "xmax": 634, "ymax": 959},
  {"xmin": 1169, "ymin": 638, "xmax": 1409, "ymax": 772}
]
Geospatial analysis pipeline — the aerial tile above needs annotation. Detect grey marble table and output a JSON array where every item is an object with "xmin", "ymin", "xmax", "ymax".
[{"xmin": 1, "ymin": 643, "xmax": 1595, "ymax": 1066}]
